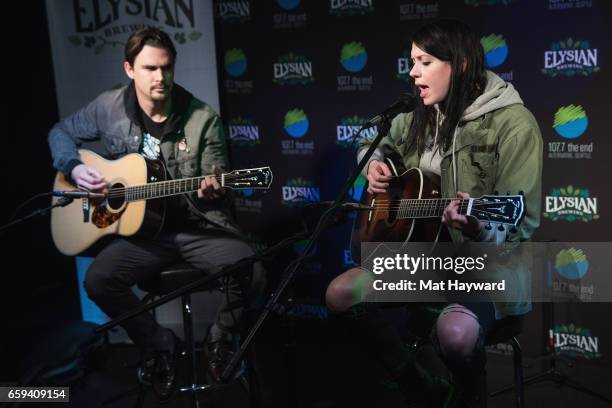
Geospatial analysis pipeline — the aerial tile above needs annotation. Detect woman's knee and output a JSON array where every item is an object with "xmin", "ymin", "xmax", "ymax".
[
  {"xmin": 325, "ymin": 267, "xmax": 367, "ymax": 313},
  {"xmin": 436, "ymin": 313, "xmax": 480, "ymax": 358},
  {"xmin": 325, "ymin": 278, "xmax": 353, "ymax": 312}
]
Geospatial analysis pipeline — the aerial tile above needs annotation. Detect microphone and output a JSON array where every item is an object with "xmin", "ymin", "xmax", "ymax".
[
  {"xmin": 52, "ymin": 190, "xmax": 106, "ymax": 199},
  {"xmin": 361, "ymin": 93, "xmax": 416, "ymax": 130}
]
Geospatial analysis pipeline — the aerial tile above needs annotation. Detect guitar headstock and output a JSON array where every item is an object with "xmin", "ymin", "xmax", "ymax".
[
  {"xmin": 223, "ymin": 167, "xmax": 273, "ymax": 190},
  {"xmin": 470, "ymin": 194, "xmax": 525, "ymax": 227}
]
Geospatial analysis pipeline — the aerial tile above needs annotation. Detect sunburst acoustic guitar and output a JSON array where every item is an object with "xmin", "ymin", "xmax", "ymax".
[{"xmin": 353, "ymin": 159, "xmax": 525, "ymax": 259}]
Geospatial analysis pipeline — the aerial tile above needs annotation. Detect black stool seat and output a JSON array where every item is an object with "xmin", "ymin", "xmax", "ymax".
[{"xmin": 138, "ymin": 263, "xmax": 217, "ymax": 295}]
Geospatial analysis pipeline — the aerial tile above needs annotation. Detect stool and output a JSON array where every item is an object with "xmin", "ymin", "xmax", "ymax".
[
  {"xmin": 138, "ymin": 263, "xmax": 220, "ymax": 402},
  {"xmin": 405, "ymin": 306, "xmax": 525, "ymax": 408}
]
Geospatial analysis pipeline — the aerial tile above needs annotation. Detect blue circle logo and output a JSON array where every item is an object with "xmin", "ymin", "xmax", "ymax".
[
  {"xmin": 224, "ymin": 49, "xmax": 247, "ymax": 77},
  {"xmin": 553, "ymin": 105, "xmax": 588, "ymax": 139},
  {"xmin": 349, "ymin": 175, "xmax": 366, "ymax": 201},
  {"xmin": 555, "ymin": 248, "xmax": 589, "ymax": 280},
  {"xmin": 340, "ymin": 42, "xmax": 368, "ymax": 73},
  {"xmin": 277, "ymin": 0, "xmax": 301, "ymax": 10},
  {"xmin": 284, "ymin": 109, "xmax": 309, "ymax": 139},
  {"xmin": 241, "ymin": 189, "xmax": 254, "ymax": 197},
  {"xmin": 481, "ymin": 34, "xmax": 508, "ymax": 68}
]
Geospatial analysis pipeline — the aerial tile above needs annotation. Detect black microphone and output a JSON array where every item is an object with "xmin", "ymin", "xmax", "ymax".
[
  {"xmin": 361, "ymin": 94, "xmax": 416, "ymax": 130},
  {"xmin": 52, "ymin": 191, "xmax": 106, "ymax": 199}
]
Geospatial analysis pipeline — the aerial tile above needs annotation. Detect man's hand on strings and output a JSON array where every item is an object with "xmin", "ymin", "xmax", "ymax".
[
  {"xmin": 198, "ymin": 164, "xmax": 225, "ymax": 200},
  {"xmin": 71, "ymin": 164, "xmax": 107, "ymax": 192}
]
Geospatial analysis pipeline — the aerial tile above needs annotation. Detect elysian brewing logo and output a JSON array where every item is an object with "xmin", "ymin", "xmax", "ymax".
[
  {"xmin": 549, "ymin": 0, "xmax": 592, "ymax": 10},
  {"xmin": 223, "ymin": 48, "xmax": 253, "ymax": 94},
  {"xmin": 543, "ymin": 38, "xmax": 599, "ymax": 77},
  {"xmin": 550, "ymin": 324, "xmax": 600, "ymax": 359},
  {"xmin": 544, "ymin": 186, "xmax": 599, "ymax": 222},
  {"xmin": 282, "ymin": 179, "xmax": 320, "ymax": 207},
  {"xmin": 343, "ymin": 248, "xmax": 356, "ymax": 268},
  {"xmin": 336, "ymin": 116, "xmax": 377, "ymax": 147},
  {"xmin": 273, "ymin": 53, "xmax": 314, "ymax": 85},
  {"xmin": 227, "ymin": 117, "xmax": 260, "ymax": 147},
  {"xmin": 274, "ymin": 0, "xmax": 307, "ymax": 29},
  {"xmin": 548, "ymin": 105, "xmax": 592, "ymax": 159},
  {"xmin": 69, "ymin": 0, "xmax": 200, "ymax": 53},
  {"xmin": 329, "ymin": 0, "xmax": 374, "ymax": 16},
  {"xmin": 338, "ymin": 42, "xmax": 373, "ymax": 91},
  {"xmin": 397, "ymin": 49, "xmax": 412, "ymax": 82},
  {"xmin": 215, "ymin": 0, "xmax": 250, "ymax": 23},
  {"xmin": 399, "ymin": 2, "xmax": 438, "ymax": 20}
]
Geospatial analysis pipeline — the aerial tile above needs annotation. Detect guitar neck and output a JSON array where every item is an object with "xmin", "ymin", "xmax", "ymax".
[
  {"xmin": 380, "ymin": 198, "xmax": 471, "ymax": 219},
  {"xmin": 123, "ymin": 175, "xmax": 223, "ymax": 202}
]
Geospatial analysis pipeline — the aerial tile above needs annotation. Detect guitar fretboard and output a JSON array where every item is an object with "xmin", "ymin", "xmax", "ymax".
[
  {"xmin": 123, "ymin": 176, "xmax": 212, "ymax": 201},
  {"xmin": 372, "ymin": 198, "xmax": 470, "ymax": 219}
]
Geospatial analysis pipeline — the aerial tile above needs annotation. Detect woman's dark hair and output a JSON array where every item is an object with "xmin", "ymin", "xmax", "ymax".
[
  {"xmin": 124, "ymin": 27, "xmax": 177, "ymax": 66},
  {"xmin": 410, "ymin": 19, "xmax": 487, "ymax": 154}
]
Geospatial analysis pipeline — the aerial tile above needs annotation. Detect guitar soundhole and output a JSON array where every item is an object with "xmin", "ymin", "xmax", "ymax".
[{"xmin": 107, "ymin": 182, "xmax": 126, "ymax": 210}]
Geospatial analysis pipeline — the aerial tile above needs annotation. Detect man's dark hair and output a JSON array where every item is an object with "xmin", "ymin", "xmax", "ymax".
[
  {"xmin": 409, "ymin": 19, "xmax": 488, "ymax": 155},
  {"xmin": 124, "ymin": 27, "xmax": 177, "ymax": 66}
]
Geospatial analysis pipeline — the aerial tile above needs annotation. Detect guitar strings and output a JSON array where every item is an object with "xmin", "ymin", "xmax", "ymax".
[{"xmin": 102, "ymin": 173, "xmax": 264, "ymax": 198}]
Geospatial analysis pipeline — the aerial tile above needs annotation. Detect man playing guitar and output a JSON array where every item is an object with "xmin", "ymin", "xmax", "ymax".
[{"xmin": 48, "ymin": 28, "xmax": 263, "ymax": 401}]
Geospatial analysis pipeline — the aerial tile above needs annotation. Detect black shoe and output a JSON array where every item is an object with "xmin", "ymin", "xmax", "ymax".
[
  {"xmin": 204, "ymin": 336, "xmax": 244, "ymax": 384},
  {"xmin": 137, "ymin": 331, "xmax": 181, "ymax": 402}
]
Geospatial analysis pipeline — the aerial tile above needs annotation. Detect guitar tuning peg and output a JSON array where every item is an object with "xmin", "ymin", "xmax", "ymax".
[
  {"xmin": 497, "ymin": 224, "xmax": 505, "ymax": 232},
  {"xmin": 519, "ymin": 190, "xmax": 524, "ymax": 196},
  {"xmin": 485, "ymin": 223, "xmax": 492, "ymax": 231},
  {"xmin": 494, "ymin": 190, "xmax": 499, "ymax": 195},
  {"xmin": 506, "ymin": 190, "xmax": 511, "ymax": 196}
]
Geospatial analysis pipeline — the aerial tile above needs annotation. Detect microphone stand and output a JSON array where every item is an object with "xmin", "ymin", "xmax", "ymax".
[
  {"xmin": 491, "ymin": 259, "xmax": 612, "ymax": 404},
  {"xmin": 0, "ymin": 197, "xmax": 73, "ymax": 234},
  {"xmin": 93, "ymin": 229, "xmax": 310, "ymax": 334},
  {"xmin": 220, "ymin": 116, "xmax": 395, "ymax": 382}
]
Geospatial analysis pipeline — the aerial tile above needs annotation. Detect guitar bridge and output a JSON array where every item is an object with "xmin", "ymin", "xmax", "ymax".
[{"xmin": 368, "ymin": 198, "xmax": 375, "ymax": 223}]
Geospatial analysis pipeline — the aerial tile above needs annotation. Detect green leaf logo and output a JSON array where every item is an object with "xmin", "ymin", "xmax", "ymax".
[
  {"xmin": 284, "ymin": 109, "xmax": 307, "ymax": 128},
  {"xmin": 553, "ymin": 105, "xmax": 586, "ymax": 127}
]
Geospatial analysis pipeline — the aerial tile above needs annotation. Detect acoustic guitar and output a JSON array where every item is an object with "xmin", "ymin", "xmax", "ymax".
[
  {"xmin": 356, "ymin": 160, "xmax": 525, "ymax": 245},
  {"xmin": 51, "ymin": 149, "xmax": 273, "ymax": 255}
]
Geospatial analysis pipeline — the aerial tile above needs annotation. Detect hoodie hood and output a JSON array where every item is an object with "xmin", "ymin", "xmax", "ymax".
[{"xmin": 461, "ymin": 70, "xmax": 523, "ymax": 122}]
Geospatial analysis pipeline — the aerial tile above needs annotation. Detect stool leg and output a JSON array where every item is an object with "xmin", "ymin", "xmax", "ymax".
[
  {"xmin": 482, "ymin": 367, "xmax": 488, "ymax": 408},
  {"xmin": 182, "ymin": 294, "xmax": 197, "ymax": 387},
  {"xmin": 510, "ymin": 337, "xmax": 525, "ymax": 408}
]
